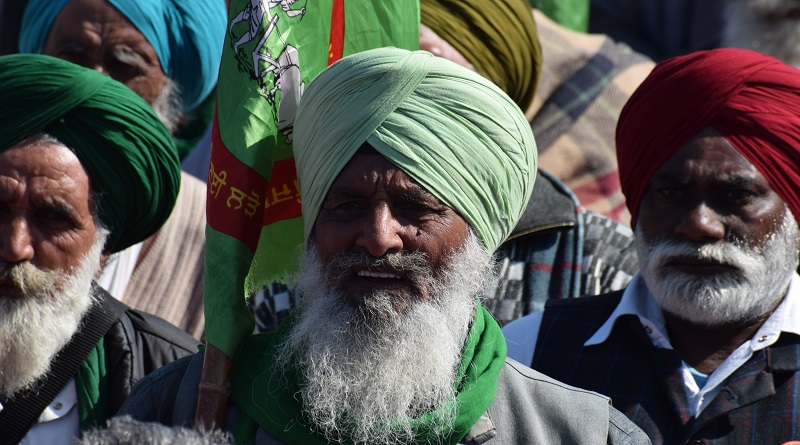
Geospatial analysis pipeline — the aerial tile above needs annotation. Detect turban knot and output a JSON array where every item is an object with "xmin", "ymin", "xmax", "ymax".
[
  {"xmin": 294, "ymin": 48, "xmax": 537, "ymax": 253},
  {"xmin": 617, "ymin": 48, "xmax": 800, "ymax": 224},
  {"xmin": 0, "ymin": 54, "xmax": 180, "ymax": 253}
]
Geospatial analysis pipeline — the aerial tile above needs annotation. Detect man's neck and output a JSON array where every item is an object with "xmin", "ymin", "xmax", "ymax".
[{"xmin": 664, "ymin": 305, "xmax": 778, "ymax": 375}]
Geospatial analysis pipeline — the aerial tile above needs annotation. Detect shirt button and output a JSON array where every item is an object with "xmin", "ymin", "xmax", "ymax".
[
  {"xmin": 758, "ymin": 335, "xmax": 768, "ymax": 342},
  {"xmin": 645, "ymin": 326, "xmax": 653, "ymax": 334},
  {"xmin": 53, "ymin": 402, "xmax": 63, "ymax": 410}
]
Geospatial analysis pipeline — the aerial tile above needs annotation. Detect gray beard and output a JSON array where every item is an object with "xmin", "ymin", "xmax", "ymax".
[
  {"xmin": 723, "ymin": 0, "xmax": 800, "ymax": 69},
  {"xmin": 0, "ymin": 228, "xmax": 108, "ymax": 398},
  {"xmin": 276, "ymin": 231, "xmax": 494, "ymax": 444},
  {"xmin": 151, "ymin": 77, "xmax": 183, "ymax": 136},
  {"xmin": 636, "ymin": 209, "xmax": 800, "ymax": 327}
]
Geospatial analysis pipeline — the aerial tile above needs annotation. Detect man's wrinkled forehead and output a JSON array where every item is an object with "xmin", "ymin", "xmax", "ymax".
[{"xmin": 329, "ymin": 145, "xmax": 447, "ymax": 207}]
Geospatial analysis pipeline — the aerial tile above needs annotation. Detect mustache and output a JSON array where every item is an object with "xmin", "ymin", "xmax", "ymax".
[
  {"xmin": 0, "ymin": 261, "xmax": 61, "ymax": 299},
  {"xmin": 644, "ymin": 238, "xmax": 756, "ymax": 273},
  {"xmin": 324, "ymin": 251, "xmax": 433, "ymax": 282}
]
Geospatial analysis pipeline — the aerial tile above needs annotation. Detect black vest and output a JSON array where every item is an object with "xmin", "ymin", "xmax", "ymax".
[{"xmin": 532, "ymin": 291, "xmax": 800, "ymax": 445}]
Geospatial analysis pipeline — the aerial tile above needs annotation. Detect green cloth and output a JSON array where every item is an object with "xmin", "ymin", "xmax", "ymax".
[
  {"xmin": 0, "ymin": 54, "xmax": 180, "ymax": 253},
  {"xmin": 293, "ymin": 48, "xmax": 537, "ymax": 253},
  {"xmin": 531, "ymin": 0, "xmax": 589, "ymax": 32},
  {"xmin": 231, "ymin": 305, "xmax": 507, "ymax": 445},
  {"xmin": 75, "ymin": 339, "xmax": 108, "ymax": 431},
  {"xmin": 420, "ymin": 0, "xmax": 542, "ymax": 111}
]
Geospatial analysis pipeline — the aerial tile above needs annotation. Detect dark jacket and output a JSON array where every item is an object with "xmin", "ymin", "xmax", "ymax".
[
  {"xmin": 532, "ymin": 291, "xmax": 800, "ymax": 445},
  {"xmin": 97, "ymin": 284, "xmax": 201, "ymax": 415}
]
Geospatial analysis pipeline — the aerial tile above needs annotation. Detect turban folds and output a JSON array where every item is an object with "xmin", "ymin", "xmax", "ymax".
[
  {"xmin": 617, "ymin": 48, "xmax": 800, "ymax": 224},
  {"xmin": 294, "ymin": 48, "xmax": 537, "ymax": 253},
  {"xmin": 420, "ymin": 0, "xmax": 542, "ymax": 112},
  {"xmin": 0, "ymin": 54, "xmax": 180, "ymax": 253},
  {"xmin": 19, "ymin": 0, "xmax": 226, "ymax": 113}
]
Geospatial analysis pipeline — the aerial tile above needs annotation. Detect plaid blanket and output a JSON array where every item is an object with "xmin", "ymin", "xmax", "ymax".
[{"xmin": 528, "ymin": 9, "xmax": 654, "ymax": 225}]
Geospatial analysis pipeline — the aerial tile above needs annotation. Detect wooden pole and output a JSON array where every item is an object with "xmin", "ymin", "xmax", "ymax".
[{"xmin": 194, "ymin": 341, "xmax": 233, "ymax": 432}]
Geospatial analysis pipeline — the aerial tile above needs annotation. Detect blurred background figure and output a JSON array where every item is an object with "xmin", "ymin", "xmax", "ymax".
[
  {"xmin": 723, "ymin": 0, "xmax": 800, "ymax": 69},
  {"xmin": 588, "ymin": 0, "xmax": 728, "ymax": 61}
]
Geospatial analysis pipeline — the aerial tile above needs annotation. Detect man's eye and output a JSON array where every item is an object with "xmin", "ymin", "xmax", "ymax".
[
  {"xmin": 38, "ymin": 209, "xmax": 76, "ymax": 226},
  {"xmin": 657, "ymin": 188, "xmax": 683, "ymax": 199},
  {"xmin": 335, "ymin": 201, "xmax": 363, "ymax": 210},
  {"xmin": 53, "ymin": 43, "xmax": 87, "ymax": 60},
  {"xmin": 402, "ymin": 201, "xmax": 433, "ymax": 212},
  {"xmin": 727, "ymin": 189, "xmax": 753, "ymax": 199}
]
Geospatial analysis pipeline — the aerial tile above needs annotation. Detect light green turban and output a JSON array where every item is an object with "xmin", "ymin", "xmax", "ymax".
[
  {"xmin": 0, "ymin": 54, "xmax": 180, "ymax": 253},
  {"xmin": 294, "ymin": 48, "xmax": 537, "ymax": 253}
]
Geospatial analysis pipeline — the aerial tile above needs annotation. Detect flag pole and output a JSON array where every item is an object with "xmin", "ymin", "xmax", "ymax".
[{"xmin": 194, "ymin": 342, "xmax": 233, "ymax": 431}]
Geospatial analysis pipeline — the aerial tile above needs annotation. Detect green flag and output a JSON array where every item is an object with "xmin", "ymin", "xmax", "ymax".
[{"xmin": 205, "ymin": 0, "xmax": 420, "ymax": 357}]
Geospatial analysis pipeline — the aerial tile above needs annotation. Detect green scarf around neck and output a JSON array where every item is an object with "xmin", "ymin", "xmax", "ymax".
[
  {"xmin": 75, "ymin": 338, "xmax": 108, "ymax": 431},
  {"xmin": 231, "ymin": 305, "xmax": 506, "ymax": 444}
]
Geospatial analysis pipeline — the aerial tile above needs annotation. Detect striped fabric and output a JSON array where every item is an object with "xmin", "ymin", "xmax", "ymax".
[
  {"xmin": 527, "ymin": 9, "xmax": 654, "ymax": 225},
  {"xmin": 481, "ymin": 171, "xmax": 637, "ymax": 327},
  {"xmin": 533, "ymin": 292, "xmax": 800, "ymax": 444}
]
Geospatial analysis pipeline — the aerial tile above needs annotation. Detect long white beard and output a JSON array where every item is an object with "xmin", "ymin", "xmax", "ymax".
[
  {"xmin": 636, "ymin": 209, "xmax": 800, "ymax": 327},
  {"xmin": 277, "ymin": 231, "xmax": 494, "ymax": 444},
  {"xmin": 723, "ymin": 0, "xmax": 800, "ymax": 69},
  {"xmin": 0, "ymin": 228, "xmax": 108, "ymax": 397}
]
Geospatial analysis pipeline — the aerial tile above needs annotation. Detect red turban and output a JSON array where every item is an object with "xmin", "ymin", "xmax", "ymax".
[{"xmin": 616, "ymin": 48, "xmax": 800, "ymax": 224}]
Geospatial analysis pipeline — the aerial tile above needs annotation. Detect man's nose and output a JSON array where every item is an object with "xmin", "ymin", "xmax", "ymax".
[
  {"xmin": 674, "ymin": 201, "xmax": 726, "ymax": 242},
  {"xmin": 0, "ymin": 217, "xmax": 35, "ymax": 263},
  {"xmin": 355, "ymin": 203, "xmax": 404, "ymax": 257}
]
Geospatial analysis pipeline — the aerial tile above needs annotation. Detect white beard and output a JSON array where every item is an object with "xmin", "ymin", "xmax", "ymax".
[
  {"xmin": 277, "ymin": 231, "xmax": 494, "ymax": 444},
  {"xmin": 0, "ymin": 227, "xmax": 108, "ymax": 397},
  {"xmin": 151, "ymin": 77, "xmax": 183, "ymax": 136},
  {"xmin": 636, "ymin": 209, "xmax": 800, "ymax": 327},
  {"xmin": 723, "ymin": 0, "xmax": 800, "ymax": 69}
]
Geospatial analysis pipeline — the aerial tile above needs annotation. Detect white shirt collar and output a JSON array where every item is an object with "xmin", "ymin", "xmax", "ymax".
[
  {"xmin": 584, "ymin": 273, "xmax": 670, "ymax": 348},
  {"xmin": 585, "ymin": 272, "xmax": 800, "ymax": 348},
  {"xmin": 583, "ymin": 271, "xmax": 800, "ymax": 416}
]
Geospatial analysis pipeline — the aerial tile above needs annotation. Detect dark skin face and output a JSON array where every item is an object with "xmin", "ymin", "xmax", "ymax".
[
  {"xmin": 637, "ymin": 126, "xmax": 794, "ymax": 373},
  {"xmin": 42, "ymin": 0, "xmax": 167, "ymax": 106},
  {"xmin": 312, "ymin": 152, "xmax": 469, "ymax": 309},
  {"xmin": 0, "ymin": 141, "xmax": 99, "ymax": 299}
]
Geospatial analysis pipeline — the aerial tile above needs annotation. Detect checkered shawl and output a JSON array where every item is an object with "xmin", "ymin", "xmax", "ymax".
[
  {"xmin": 528, "ymin": 10, "xmax": 654, "ymax": 225},
  {"xmin": 482, "ymin": 171, "xmax": 637, "ymax": 327},
  {"xmin": 532, "ymin": 291, "xmax": 800, "ymax": 444}
]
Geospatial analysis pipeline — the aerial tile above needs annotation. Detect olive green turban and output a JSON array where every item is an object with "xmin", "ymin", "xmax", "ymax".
[
  {"xmin": 420, "ymin": 0, "xmax": 542, "ymax": 111},
  {"xmin": 294, "ymin": 48, "xmax": 537, "ymax": 253},
  {"xmin": 0, "ymin": 54, "xmax": 180, "ymax": 253}
]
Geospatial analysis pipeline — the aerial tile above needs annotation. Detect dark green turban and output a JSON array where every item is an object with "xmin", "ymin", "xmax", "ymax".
[
  {"xmin": 0, "ymin": 54, "xmax": 180, "ymax": 253},
  {"xmin": 420, "ymin": 0, "xmax": 542, "ymax": 111}
]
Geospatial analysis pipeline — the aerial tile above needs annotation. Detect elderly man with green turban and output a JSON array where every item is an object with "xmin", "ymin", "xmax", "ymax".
[
  {"xmin": 119, "ymin": 48, "xmax": 648, "ymax": 444},
  {"xmin": 16, "ymin": 0, "xmax": 227, "ymax": 339},
  {"xmin": 0, "ymin": 54, "xmax": 198, "ymax": 444}
]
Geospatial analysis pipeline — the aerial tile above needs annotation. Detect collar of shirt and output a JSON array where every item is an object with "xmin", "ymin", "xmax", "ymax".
[
  {"xmin": 0, "ymin": 378, "xmax": 79, "ymax": 444},
  {"xmin": 583, "ymin": 271, "xmax": 800, "ymax": 416}
]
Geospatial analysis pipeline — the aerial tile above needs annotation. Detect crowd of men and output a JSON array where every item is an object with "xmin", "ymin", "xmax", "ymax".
[{"xmin": 1, "ymin": 0, "xmax": 800, "ymax": 444}]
